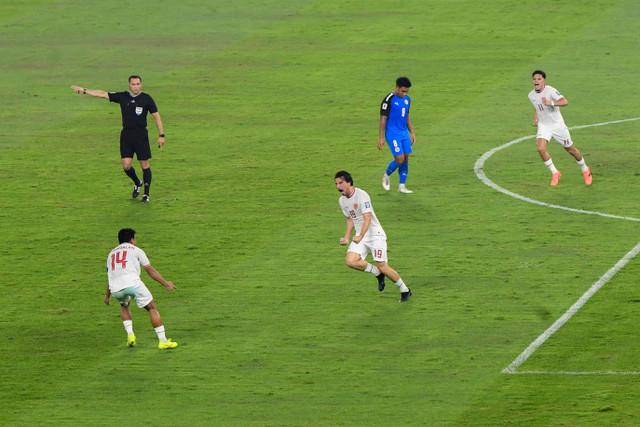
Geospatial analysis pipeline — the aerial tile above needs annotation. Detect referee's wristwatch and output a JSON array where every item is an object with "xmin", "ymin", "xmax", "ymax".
[{"xmin": 159, "ymin": 134, "xmax": 165, "ymax": 138}]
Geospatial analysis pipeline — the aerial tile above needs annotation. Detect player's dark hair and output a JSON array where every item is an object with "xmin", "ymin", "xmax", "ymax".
[
  {"xmin": 118, "ymin": 228, "xmax": 136, "ymax": 244},
  {"xmin": 128, "ymin": 75, "xmax": 142, "ymax": 82},
  {"xmin": 532, "ymin": 70, "xmax": 546, "ymax": 79},
  {"xmin": 335, "ymin": 171, "xmax": 353, "ymax": 185},
  {"xmin": 396, "ymin": 76, "xmax": 412, "ymax": 88}
]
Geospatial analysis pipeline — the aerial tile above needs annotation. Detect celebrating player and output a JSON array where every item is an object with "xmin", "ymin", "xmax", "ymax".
[
  {"xmin": 335, "ymin": 171, "xmax": 412, "ymax": 302},
  {"xmin": 528, "ymin": 70, "xmax": 592, "ymax": 186},
  {"xmin": 105, "ymin": 228, "xmax": 178, "ymax": 349},
  {"xmin": 71, "ymin": 75, "xmax": 165, "ymax": 202},
  {"xmin": 378, "ymin": 77, "xmax": 416, "ymax": 193}
]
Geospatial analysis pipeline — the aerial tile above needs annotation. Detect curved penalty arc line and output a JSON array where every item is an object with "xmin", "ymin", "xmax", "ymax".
[
  {"xmin": 474, "ymin": 117, "xmax": 640, "ymax": 222},
  {"xmin": 474, "ymin": 116, "xmax": 640, "ymax": 374}
]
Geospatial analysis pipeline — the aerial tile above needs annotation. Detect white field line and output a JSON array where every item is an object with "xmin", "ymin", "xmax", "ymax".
[
  {"xmin": 474, "ymin": 117, "xmax": 640, "ymax": 222},
  {"xmin": 501, "ymin": 240, "xmax": 640, "ymax": 374},
  {"xmin": 474, "ymin": 117, "xmax": 640, "ymax": 375}
]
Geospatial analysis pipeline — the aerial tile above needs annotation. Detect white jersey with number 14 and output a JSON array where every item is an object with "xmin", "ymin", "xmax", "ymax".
[{"xmin": 107, "ymin": 243, "xmax": 150, "ymax": 293}]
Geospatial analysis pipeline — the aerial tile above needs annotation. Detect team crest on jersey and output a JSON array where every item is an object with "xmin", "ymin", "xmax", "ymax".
[
  {"xmin": 353, "ymin": 204, "xmax": 358, "ymax": 210},
  {"xmin": 135, "ymin": 106, "xmax": 143, "ymax": 115}
]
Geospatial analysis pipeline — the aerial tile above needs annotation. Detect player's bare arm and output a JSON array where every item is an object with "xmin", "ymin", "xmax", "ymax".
[
  {"xmin": 353, "ymin": 213, "xmax": 371, "ymax": 244},
  {"xmin": 71, "ymin": 85, "xmax": 109, "ymax": 99},
  {"xmin": 340, "ymin": 218, "xmax": 355, "ymax": 245},
  {"xmin": 377, "ymin": 116, "xmax": 388, "ymax": 150},
  {"xmin": 151, "ymin": 112, "xmax": 165, "ymax": 148},
  {"xmin": 542, "ymin": 96, "xmax": 567, "ymax": 107},
  {"xmin": 407, "ymin": 115, "xmax": 416, "ymax": 145},
  {"xmin": 532, "ymin": 110, "xmax": 539, "ymax": 127},
  {"xmin": 143, "ymin": 264, "xmax": 177, "ymax": 291},
  {"xmin": 104, "ymin": 284, "xmax": 111, "ymax": 305}
]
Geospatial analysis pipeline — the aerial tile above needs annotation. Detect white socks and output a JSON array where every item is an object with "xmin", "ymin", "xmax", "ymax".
[
  {"xmin": 155, "ymin": 326, "xmax": 167, "ymax": 343},
  {"xmin": 365, "ymin": 263, "xmax": 381, "ymax": 276},
  {"xmin": 123, "ymin": 320, "xmax": 134, "ymax": 336},
  {"xmin": 125, "ymin": 320, "xmax": 168, "ymax": 343},
  {"xmin": 395, "ymin": 278, "xmax": 409, "ymax": 293},
  {"xmin": 576, "ymin": 158, "xmax": 589, "ymax": 172},
  {"xmin": 546, "ymin": 157, "xmax": 589, "ymax": 173},
  {"xmin": 544, "ymin": 159, "xmax": 558, "ymax": 174}
]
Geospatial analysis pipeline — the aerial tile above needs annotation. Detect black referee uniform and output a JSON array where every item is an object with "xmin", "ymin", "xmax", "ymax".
[{"xmin": 108, "ymin": 91, "xmax": 158, "ymax": 200}]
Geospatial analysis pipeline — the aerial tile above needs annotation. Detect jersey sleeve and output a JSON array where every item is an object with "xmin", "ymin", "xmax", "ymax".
[
  {"xmin": 550, "ymin": 88, "xmax": 564, "ymax": 102},
  {"xmin": 359, "ymin": 190, "xmax": 373, "ymax": 214},
  {"xmin": 137, "ymin": 248, "xmax": 151, "ymax": 268},
  {"xmin": 146, "ymin": 94, "xmax": 158, "ymax": 114},
  {"xmin": 108, "ymin": 91, "xmax": 125, "ymax": 104},
  {"xmin": 380, "ymin": 93, "xmax": 394, "ymax": 116}
]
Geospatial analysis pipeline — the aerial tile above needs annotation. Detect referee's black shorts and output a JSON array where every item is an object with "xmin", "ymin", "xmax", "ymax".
[{"xmin": 120, "ymin": 128, "xmax": 152, "ymax": 160}]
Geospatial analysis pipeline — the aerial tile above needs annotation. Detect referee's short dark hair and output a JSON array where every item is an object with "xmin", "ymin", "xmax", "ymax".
[
  {"xmin": 118, "ymin": 228, "xmax": 136, "ymax": 244},
  {"xmin": 396, "ymin": 76, "xmax": 412, "ymax": 88},
  {"xmin": 128, "ymin": 75, "xmax": 142, "ymax": 82},
  {"xmin": 335, "ymin": 171, "xmax": 353, "ymax": 185},
  {"xmin": 532, "ymin": 70, "xmax": 546, "ymax": 79}
]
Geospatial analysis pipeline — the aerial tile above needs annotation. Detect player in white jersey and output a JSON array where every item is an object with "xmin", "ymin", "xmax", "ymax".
[
  {"xmin": 105, "ymin": 228, "xmax": 178, "ymax": 349},
  {"xmin": 335, "ymin": 171, "xmax": 412, "ymax": 302},
  {"xmin": 528, "ymin": 70, "xmax": 592, "ymax": 186}
]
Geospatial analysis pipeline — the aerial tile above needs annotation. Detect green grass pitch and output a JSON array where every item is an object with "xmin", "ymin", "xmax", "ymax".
[{"xmin": 2, "ymin": 0, "xmax": 640, "ymax": 425}]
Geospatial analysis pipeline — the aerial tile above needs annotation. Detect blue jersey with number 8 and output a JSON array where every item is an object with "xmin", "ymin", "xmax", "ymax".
[{"xmin": 380, "ymin": 92, "xmax": 411, "ymax": 141}]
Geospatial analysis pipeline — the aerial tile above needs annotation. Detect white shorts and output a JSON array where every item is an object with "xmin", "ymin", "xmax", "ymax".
[
  {"xmin": 537, "ymin": 124, "xmax": 573, "ymax": 148},
  {"xmin": 112, "ymin": 283, "xmax": 153, "ymax": 308},
  {"xmin": 347, "ymin": 236, "xmax": 388, "ymax": 263}
]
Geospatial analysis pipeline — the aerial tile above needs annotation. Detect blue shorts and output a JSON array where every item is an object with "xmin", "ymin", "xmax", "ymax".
[{"xmin": 386, "ymin": 135, "xmax": 412, "ymax": 157}]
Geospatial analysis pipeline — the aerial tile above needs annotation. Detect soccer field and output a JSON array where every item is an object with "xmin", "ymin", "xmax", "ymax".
[{"xmin": 2, "ymin": 0, "xmax": 640, "ymax": 425}]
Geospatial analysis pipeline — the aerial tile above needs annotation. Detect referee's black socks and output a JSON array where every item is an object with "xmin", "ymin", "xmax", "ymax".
[
  {"xmin": 142, "ymin": 168, "xmax": 152, "ymax": 195},
  {"xmin": 124, "ymin": 167, "xmax": 141, "ymax": 186}
]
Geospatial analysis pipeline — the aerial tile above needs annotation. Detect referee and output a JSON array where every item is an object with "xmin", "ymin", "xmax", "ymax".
[{"xmin": 71, "ymin": 75, "xmax": 165, "ymax": 202}]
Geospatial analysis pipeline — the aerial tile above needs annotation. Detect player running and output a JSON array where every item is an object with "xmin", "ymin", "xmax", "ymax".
[
  {"xmin": 335, "ymin": 171, "xmax": 412, "ymax": 302},
  {"xmin": 528, "ymin": 70, "xmax": 592, "ymax": 186}
]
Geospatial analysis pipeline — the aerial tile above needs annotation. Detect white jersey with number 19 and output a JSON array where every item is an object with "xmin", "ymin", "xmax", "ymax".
[
  {"xmin": 107, "ymin": 243, "xmax": 150, "ymax": 293},
  {"xmin": 338, "ymin": 187, "xmax": 386, "ymax": 240}
]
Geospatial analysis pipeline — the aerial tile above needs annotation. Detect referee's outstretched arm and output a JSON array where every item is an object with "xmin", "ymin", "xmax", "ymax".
[{"xmin": 71, "ymin": 85, "xmax": 109, "ymax": 99}]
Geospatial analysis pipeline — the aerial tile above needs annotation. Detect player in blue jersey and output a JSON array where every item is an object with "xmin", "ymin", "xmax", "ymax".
[{"xmin": 378, "ymin": 77, "xmax": 416, "ymax": 193}]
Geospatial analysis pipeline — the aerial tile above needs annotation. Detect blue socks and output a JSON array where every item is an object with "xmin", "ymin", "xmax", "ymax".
[
  {"xmin": 386, "ymin": 160, "xmax": 400, "ymax": 176},
  {"xmin": 399, "ymin": 163, "xmax": 408, "ymax": 184},
  {"xmin": 386, "ymin": 161, "xmax": 409, "ymax": 184}
]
